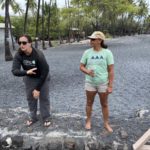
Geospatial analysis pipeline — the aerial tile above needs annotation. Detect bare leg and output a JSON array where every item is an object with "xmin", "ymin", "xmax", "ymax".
[
  {"xmin": 85, "ymin": 91, "xmax": 97, "ymax": 129},
  {"xmin": 98, "ymin": 93, "xmax": 113, "ymax": 132}
]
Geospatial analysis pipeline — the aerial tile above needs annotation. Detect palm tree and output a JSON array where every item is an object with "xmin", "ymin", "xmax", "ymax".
[
  {"xmin": 4, "ymin": 0, "xmax": 13, "ymax": 61},
  {"xmin": 24, "ymin": 0, "xmax": 29, "ymax": 34},
  {"xmin": 77, "ymin": 0, "xmax": 80, "ymax": 42},
  {"xmin": 137, "ymin": 0, "xmax": 148, "ymax": 34},
  {"xmin": 24, "ymin": 0, "xmax": 37, "ymax": 34},
  {"xmin": 35, "ymin": 0, "xmax": 41, "ymax": 49},
  {"xmin": 8, "ymin": 0, "xmax": 21, "ymax": 50},
  {"xmin": 42, "ymin": 0, "xmax": 46, "ymax": 49},
  {"xmin": 66, "ymin": 0, "xmax": 71, "ymax": 42},
  {"xmin": 8, "ymin": 14, "xmax": 15, "ymax": 50},
  {"xmin": 0, "ymin": 0, "xmax": 21, "ymax": 61},
  {"xmin": 53, "ymin": 0, "xmax": 62, "ymax": 44},
  {"xmin": 47, "ymin": 0, "xmax": 52, "ymax": 47}
]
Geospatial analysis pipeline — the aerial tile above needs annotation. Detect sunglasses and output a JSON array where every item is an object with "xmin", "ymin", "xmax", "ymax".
[
  {"xmin": 91, "ymin": 39, "xmax": 96, "ymax": 41},
  {"xmin": 18, "ymin": 41, "xmax": 28, "ymax": 45}
]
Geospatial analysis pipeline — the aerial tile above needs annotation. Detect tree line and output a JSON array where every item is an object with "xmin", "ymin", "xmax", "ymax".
[{"xmin": 0, "ymin": 0, "xmax": 150, "ymax": 61}]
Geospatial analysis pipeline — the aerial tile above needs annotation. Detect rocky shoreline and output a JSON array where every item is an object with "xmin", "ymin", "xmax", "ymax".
[{"xmin": 0, "ymin": 108, "xmax": 149, "ymax": 150}]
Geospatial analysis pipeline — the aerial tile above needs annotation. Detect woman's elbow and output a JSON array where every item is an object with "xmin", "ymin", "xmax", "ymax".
[
  {"xmin": 12, "ymin": 70, "xmax": 15, "ymax": 75},
  {"xmin": 12, "ymin": 70, "xmax": 19, "ymax": 76},
  {"xmin": 80, "ymin": 65, "xmax": 83, "ymax": 72}
]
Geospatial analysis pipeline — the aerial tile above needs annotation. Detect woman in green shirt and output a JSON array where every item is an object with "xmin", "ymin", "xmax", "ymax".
[{"xmin": 80, "ymin": 31, "xmax": 114, "ymax": 132}]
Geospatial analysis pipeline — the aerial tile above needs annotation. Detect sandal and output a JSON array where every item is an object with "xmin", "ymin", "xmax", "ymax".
[
  {"xmin": 44, "ymin": 120, "xmax": 51, "ymax": 127},
  {"xmin": 26, "ymin": 119, "xmax": 37, "ymax": 126}
]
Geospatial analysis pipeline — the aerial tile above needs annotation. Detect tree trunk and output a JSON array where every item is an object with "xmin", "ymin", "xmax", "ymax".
[
  {"xmin": 24, "ymin": 0, "xmax": 29, "ymax": 34},
  {"xmin": 8, "ymin": 14, "xmax": 15, "ymax": 50},
  {"xmin": 5, "ymin": 0, "xmax": 13, "ymax": 61},
  {"xmin": 67, "ymin": 0, "xmax": 70, "ymax": 43},
  {"xmin": 35, "ymin": 0, "xmax": 41, "ymax": 49},
  {"xmin": 47, "ymin": 0, "xmax": 52, "ymax": 47},
  {"xmin": 42, "ymin": 0, "xmax": 46, "ymax": 49},
  {"xmin": 77, "ymin": 0, "xmax": 80, "ymax": 42}
]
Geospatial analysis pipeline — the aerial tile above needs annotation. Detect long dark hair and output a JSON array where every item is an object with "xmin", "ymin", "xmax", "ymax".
[{"xmin": 101, "ymin": 40, "xmax": 108, "ymax": 48}]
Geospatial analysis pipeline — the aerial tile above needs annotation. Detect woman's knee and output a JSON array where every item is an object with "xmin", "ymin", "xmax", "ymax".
[
  {"xmin": 86, "ymin": 98, "xmax": 94, "ymax": 106},
  {"xmin": 101, "ymin": 102, "xmax": 108, "ymax": 108}
]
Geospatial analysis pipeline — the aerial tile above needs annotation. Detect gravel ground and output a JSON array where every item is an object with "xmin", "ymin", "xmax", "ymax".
[{"xmin": 0, "ymin": 35, "xmax": 150, "ymax": 149}]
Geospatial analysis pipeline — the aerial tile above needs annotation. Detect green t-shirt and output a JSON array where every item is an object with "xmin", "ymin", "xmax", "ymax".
[{"xmin": 80, "ymin": 48, "xmax": 114, "ymax": 85}]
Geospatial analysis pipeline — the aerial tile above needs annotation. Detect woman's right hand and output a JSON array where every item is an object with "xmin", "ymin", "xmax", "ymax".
[
  {"xmin": 80, "ymin": 64, "xmax": 94, "ymax": 77},
  {"xmin": 27, "ymin": 68, "xmax": 37, "ymax": 75},
  {"xmin": 87, "ymin": 69, "xmax": 95, "ymax": 77}
]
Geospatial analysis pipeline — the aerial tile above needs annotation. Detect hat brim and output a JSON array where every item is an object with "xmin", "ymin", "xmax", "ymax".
[
  {"xmin": 88, "ymin": 36, "xmax": 99, "ymax": 39},
  {"xmin": 88, "ymin": 36, "xmax": 104, "ymax": 40}
]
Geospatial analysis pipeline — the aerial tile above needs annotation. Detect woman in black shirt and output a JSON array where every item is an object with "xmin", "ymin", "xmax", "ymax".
[{"xmin": 12, "ymin": 34, "xmax": 51, "ymax": 127}]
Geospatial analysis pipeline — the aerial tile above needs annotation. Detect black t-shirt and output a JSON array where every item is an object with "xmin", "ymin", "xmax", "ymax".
[{"xmin": 12, "ymin": 47, "xmax": 49, "ymax": 91}]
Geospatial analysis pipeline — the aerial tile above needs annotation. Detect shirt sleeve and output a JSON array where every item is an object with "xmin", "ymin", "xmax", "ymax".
[
  {"xmin": 106, "ymin": 50, "xmax": 114, "ymax": 65},
  {"xmin": 12, "ymin": 52, "xmax": 27, "ymax": 76},
  {"xmin": 35, "ymin": 50, "xmax": 49, "ymax": 91}
]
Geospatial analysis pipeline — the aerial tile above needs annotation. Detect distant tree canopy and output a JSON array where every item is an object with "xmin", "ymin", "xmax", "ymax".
[{"xmin": 1, "ymin": 0, "xmax": 150, "ymax": 41}]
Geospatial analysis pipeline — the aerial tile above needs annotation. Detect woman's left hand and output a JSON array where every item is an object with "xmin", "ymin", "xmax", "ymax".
[
  {"xmin": 107, "ymin": 87, "xmax": 113, "ymax": 94},
  {"xmin": 32, "ymin": 89, "xmax": 40, "ymax": 99}
]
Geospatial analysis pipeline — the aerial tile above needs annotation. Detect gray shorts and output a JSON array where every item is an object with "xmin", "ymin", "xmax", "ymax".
[{"xmin": 85, "ymin": 82, "xmax": 108, "ymax": 93}]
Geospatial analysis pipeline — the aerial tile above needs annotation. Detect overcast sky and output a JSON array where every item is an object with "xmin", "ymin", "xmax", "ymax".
[
  {"xmin": 0, "ymin": 0, "xmax": 66, "ymax": 16},
  {"xmin": 0, "ymin": 0, "xmax": 150, "ymax": 16}
]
